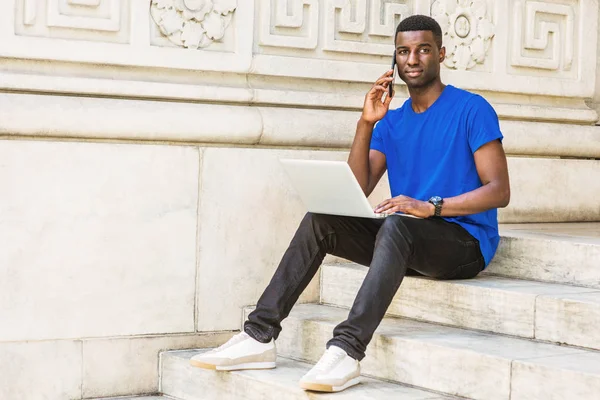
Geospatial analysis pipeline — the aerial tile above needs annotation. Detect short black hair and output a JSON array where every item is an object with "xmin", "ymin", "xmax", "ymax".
[{"xmin": 395, "ymin": 15, "xmax": 443, "ymax": 48}]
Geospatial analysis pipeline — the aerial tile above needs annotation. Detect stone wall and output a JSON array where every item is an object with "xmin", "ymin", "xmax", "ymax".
[
  {"xmin": 1, "ymin": 1, "xmax": 599, "ymax": 399},
  {"xmin": 594, "ymin": 5, "xmax": 600, "ymax": 121}
]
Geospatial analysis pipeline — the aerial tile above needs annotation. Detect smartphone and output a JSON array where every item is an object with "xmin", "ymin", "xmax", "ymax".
[{"xmin": 389, "ymin": 50, "xmax": 396, "ymax": 98}]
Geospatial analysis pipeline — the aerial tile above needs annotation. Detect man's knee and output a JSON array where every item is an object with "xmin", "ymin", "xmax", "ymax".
[
  {"xmin": 301, "ymin": 212, "xmax": 335, "ymax": 230},
  {"xmin": 378, "ymin": 215, "xmax": 410, "ymax": 235}
]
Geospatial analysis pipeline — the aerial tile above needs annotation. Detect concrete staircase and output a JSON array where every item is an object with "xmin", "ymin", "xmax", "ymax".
[
  {"xmin": 113, "ymin": 223, "xmax": 600, "ymax": 399},
  {"xmin": 159, "ymin": 351, "xmax": 454, "ymax": 399}
]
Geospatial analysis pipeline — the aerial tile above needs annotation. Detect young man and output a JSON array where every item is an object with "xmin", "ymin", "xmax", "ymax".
[{"xmin": 190, "ymin": 15, "xmax": 510, "ymax": 393}]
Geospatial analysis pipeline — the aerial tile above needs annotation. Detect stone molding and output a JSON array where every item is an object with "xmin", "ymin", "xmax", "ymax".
[
  {"xmin": 0, "ymin": 70, "xmax": 596, "ymax": 124},
  {"xmin": 1, "ymin": 92, "xmax": 599, "ymax": 158}
]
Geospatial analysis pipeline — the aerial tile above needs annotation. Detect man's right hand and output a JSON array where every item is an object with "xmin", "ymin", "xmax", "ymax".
[{"xmin": 360, "ymin": 70, "xmax": 395, "ymax": 124}]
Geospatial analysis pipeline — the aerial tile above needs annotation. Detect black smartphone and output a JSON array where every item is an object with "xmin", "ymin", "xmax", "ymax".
[{"xmin": 389, "ymin": 50, "xmax": 396, "ymax": 97}]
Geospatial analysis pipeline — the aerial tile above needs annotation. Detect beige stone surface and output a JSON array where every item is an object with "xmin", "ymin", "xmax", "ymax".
[
  {"xmin": 500, "ymin": 120, "xmax": 600, "ymax": 158},
  {"xmin": 493, "ymin": 103, "xmax": 597, "ymax": 124},
  {"xmin": 500, "ymin": 222, "xmax": 600, "ymax": 238},
  {"xmin": 487, "ymin": 224, "xmax": 600, "ymax": 288},
  {"xmin": 536, "ymin": 291, "xmax": 600, "ymax": 350},
  {"xmin": 161, "ymin": 350, "xmax": 450, "ymax": 400},
  {"xmin": 0, "ymin": 93, "xmax": 263, "ymax": 143},
  {"xmin": 511, "ymin": 352, "xmax": 600, "ymax": 400},
  {"xmin": 593, "ymin": 13, "xmax": 600, "ymax": 121},
  {"xmin": 0, "ymin": 140, "xmax": 198, "ymax": 340},
  {"xmin": 0, "ymin": 340, "xmax": 82, "ymax": 400},
  {"xmin": 0, "ymin": 70, "xmax": 255, "ymax": 105},
  {"xmin": 321, "ymin": 264, "xmax": 594, "ymax": 338},
  {"xmin": 82, "ymin": 332, "xmax": 234, "ymax": 398},
  {"xmin": 258, "ymin": 107, "xmax": 360, "ymax": 148},
  {"xmin": 500, "ymin": 158, "xmax": 600, "ymax": 223},
  {"xmin": 278, "ymin": 304, "xmax": 586, "ymax": 400}
]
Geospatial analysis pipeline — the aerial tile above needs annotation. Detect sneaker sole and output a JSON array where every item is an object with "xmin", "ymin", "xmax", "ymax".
[
  {"xmin": 189, "ymin": 360, "xmax": 217, "ymax": 369},
  {"xmin": 189, "ymin": 360, "xmax": 276, "ymax": 371},
  {"xmin": 300, "ymin": 377, "xmax": 361, "ymax": 393},
  {"xmin": 217, "ymin": 361, "xmax": 277, "ymax": 371}
]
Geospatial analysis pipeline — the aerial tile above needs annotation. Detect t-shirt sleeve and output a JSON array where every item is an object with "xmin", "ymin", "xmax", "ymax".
[
  {"xmin": 370, "ymin": 118, "xmax": 387, "ymax": 155},
  {"xmin": 467, "ymin": 95, "xmax": 504, "ymax": 154}
]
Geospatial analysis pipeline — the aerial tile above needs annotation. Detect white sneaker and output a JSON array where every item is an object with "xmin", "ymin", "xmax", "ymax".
[
  {"xmin": 299, "ymin": 345, "xmax": 361, "ymax": 392},
  {"xmin": 189, "ymin": 332, "xmax": 276, "ymax": 371}
]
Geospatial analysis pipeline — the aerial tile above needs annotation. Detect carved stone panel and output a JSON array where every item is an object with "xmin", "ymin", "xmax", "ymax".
[
  {"xmin": 258, "ymin": 0, "xmax": 414, "ymax": 55},
  {"xmin": 259, "ymin": 0, "xmax": 319, "ymax": 49},
  {"xmin": 150, "ymin": 0, "xmax": 238, "ymax": 50},
  {"xmin": 16, "ymin": 0, "xmax": 130, "ymax": 43},
  {"xmin": 251, "ymin": 0, "xmax": 595, "ymax": 97},
  {"xmin": 510, "ymin": 0, "xmax": 578, "ymax": 77},
  {"xmin": 4, "ymin": 1, "xmax": 253, "ymax": 72},
  {"xmin": 431, "ymin": 0, "xmax": 495, "ymax": 70},
  {"xmin": 1, "ymin": 1, "xmax": 598, "ymax": 99},
  {"xmin": 323, "ymin": 0, "xmax": 411, "ymax": 56}
]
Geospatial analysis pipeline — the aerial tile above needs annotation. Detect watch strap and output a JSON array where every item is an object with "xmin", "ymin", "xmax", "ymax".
[
  {"xmin": 428, "ymin": 196, "xmax": 443, "ymax": 217},
  {"xmin": 434, "ymin": 202, "xmax": 442, "ymax": 217}
]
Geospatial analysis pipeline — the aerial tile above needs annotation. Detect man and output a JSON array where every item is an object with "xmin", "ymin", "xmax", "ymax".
[{"xmin": 190, "ymin": 15, "xmax": 510, "ymax": 393}]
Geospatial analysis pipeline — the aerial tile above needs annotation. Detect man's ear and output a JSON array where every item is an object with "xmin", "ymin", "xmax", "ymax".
[{"xmin": 439, "ymin": 46, "xmax": 446, "ymax": 63}]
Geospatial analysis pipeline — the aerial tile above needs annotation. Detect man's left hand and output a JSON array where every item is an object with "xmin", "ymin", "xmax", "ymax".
[{"xmin": 374, "ymin": 195, "xmax": 435, "ymax": 218}]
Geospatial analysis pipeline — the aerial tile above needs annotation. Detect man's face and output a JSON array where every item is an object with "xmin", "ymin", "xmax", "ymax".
[{"xmin": 394, "ymin": 30, "xmax": 445, "ymax": 89}]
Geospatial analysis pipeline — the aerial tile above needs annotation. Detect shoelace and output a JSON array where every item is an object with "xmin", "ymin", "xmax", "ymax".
[
  {"xmin": 206, "ymin": 332, "xmax": 249, "ymax": 354},
  {"xmin": 312, "ymin": 349, "xmax": 345, "ymax": 372}
]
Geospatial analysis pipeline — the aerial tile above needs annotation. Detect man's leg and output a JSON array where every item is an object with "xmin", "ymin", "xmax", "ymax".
[
  {"xmin": 327, "ymin": 216, "xmax": 484, "ymax": 361},
  {"xmin": 244, "ymin": 212, "xmax": 383, "ymax": 343},
  {"xmin": 191, "ymin": 212, "xmax": 382, "ymax": 371}
]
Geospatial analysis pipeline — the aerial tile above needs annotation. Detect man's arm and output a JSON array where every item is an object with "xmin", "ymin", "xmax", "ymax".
[
  {"xmin": 349, "ymin": 70, "xmax": 394, "ymax": 196},
  {"xmin": 348, "ymin": 120, "xmax": 387, "ymax": 197},
  {"xmin": 374, "ymin": 140, "xmax": 510, "ymax": 217},
  {"xmin": 436, "ymin": 139, "xmax": 510, "ymax": 216}
]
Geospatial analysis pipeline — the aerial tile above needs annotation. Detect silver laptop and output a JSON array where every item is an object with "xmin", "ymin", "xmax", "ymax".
[{"xmin": 279, "ymin": 159, "xmax": 391, "ymax": 219}]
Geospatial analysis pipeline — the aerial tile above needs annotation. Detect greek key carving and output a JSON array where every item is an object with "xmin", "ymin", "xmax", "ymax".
[
  {"xmin": 324, "ymin": 0, "xmax": 411, "ymax": 56},
  {"xmin": 259, "ymin": 0, "xmax": 319, "ymax": 49},
  {"xmin": 511, "ymin": 0, "xmax": 575, "ymax": 71}
]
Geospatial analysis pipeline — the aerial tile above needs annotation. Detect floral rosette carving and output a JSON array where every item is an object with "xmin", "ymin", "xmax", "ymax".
[
  {"xmin": 151, "ymin": 0, "xmax": 237, "ymax": 49},
  {"xmin": 431, "ymin": 0, "xmax": 495, "ymax": 70}
]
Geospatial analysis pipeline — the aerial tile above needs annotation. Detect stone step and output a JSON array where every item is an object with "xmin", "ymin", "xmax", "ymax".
[
  {"xmin": 159, "ymin": 350, "xmax": 455, "ymax": 400},
  {"xmin": 321, "ymin": 263, "xmax": 600, "ymax": 351},
  {"xmin": 274, "ymin": 304, "xmax": 600, "ymax": 400},
  {"xmin": 486, "ymin": 223, "xmax": 600, "ymax": 288}
]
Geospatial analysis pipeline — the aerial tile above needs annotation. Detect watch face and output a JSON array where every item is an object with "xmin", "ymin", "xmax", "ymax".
[{"xmin": 431, "ymin": 196, "xmax": 442, "ymax": 204}]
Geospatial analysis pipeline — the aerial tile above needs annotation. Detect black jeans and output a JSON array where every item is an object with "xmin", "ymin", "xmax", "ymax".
[{"xmin": 244, "ymin": 213, "xmax": 484, "ymax": 361}]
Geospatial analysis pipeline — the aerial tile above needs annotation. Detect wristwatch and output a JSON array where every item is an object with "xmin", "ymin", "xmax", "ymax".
[{"xmin": 428, "ymin": 196, "xmax": 444, "ymax": 217}]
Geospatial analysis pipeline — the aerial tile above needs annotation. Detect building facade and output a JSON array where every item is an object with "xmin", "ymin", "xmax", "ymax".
[{"xmin": 1, "ymin": 1, "xmax": 599, "ymax": 398}]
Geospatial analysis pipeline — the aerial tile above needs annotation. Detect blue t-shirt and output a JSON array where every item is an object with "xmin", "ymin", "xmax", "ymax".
[{"xmin": 370, "ymin": 85, "xmax": 503, "ymax": 267}]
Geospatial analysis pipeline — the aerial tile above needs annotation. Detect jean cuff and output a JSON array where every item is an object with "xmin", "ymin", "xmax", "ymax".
[{"xmin": 244, "ymin": 323, "xmax": 273, "ymax": 344}]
